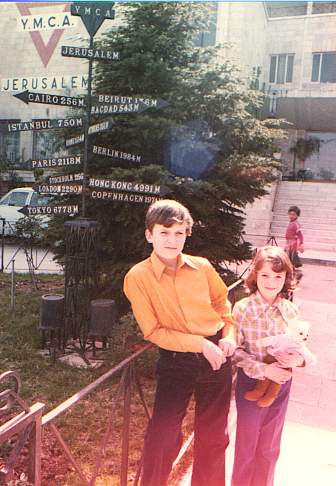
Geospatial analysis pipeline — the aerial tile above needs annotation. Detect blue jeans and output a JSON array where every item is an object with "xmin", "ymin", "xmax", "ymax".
[
  {"xmin": 141, "ymin": 344, "xmax": 232, "ymax": 486},
  {"xmin": 231, "ymin": 368, "xmax": 291, "ymax": 486}
]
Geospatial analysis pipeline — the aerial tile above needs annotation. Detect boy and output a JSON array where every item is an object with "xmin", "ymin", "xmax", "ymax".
[
  {"xmin": 124, "ymin": 199, "xmax": 236, "ymax": 486},
  {"xmin": 285, "ymin": 205, "xmax": 304, "ymax": 281}
]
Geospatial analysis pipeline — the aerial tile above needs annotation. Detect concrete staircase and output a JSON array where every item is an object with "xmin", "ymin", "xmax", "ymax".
[{"xmin": 270, "ymin": 181, "xmax": 336, "ymax": 260}]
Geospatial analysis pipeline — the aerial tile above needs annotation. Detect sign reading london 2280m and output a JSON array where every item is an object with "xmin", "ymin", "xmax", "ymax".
[
  {"xmin": 7, "ymin": 118, "xmax": 83, "ymax": 132},
  {"xmin": 70, "ymin": 2, "xmax": 115, "ymax": 37}
]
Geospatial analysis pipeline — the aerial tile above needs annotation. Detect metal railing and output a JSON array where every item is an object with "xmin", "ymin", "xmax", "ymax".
[{"xmin": 0, "ymin": 281, "xmax": 245, "ymax": 485}]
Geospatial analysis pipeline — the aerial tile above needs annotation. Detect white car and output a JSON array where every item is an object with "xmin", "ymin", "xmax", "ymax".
[{"xmin": 0, "ymin": 187, "xmax": 50, "ymax": 235}]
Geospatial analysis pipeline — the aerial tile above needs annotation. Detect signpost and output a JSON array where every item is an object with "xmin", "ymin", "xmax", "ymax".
[
  {"xmin": 18, "ymin": 205, "xmax": 79, "ymax": 216},
  {"xmin": 7, "ymin": 118, "xmax": 83, "ymax": 132},
  {"xmin": 14, "ymin": 90, "xmax": 85, "ymax": 108},
  {"xmin": 31, "ymin": 155, "xmax": 82, "ymax": 169},
  {"xmin": 61, "ymin": 45, "xmax": 119, "ymax": 61},
  {"xmin": 92, "ymin": 145, "xmax": 141, "ymax": 163}
]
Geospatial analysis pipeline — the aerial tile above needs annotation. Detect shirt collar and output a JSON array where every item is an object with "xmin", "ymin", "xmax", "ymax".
[
  {"xmin": 253, "ymin": 291, "xmax": 282, "ymax": 311},
  {"xmin": 150, "ymin": 251, "xmax": 198, "ymax": 280}
]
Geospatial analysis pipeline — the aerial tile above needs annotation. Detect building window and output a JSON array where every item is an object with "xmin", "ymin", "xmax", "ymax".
[
  {"xmin": 0, "ymin": 126, "xmax": 21, "ymax": 165},
  {"xmin": 269, "ymin": 54, "xmax": 294, "ymax": 83},
  {"xmin": 194, "ymin": 4, "xmax": 218, "ymax": 47},
  {"xmin": 311, "ymin": 52, "xmax": 336, "ymax": 82}
]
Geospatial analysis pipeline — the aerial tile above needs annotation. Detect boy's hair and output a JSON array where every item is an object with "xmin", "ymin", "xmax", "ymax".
[
  {"xmin": 145, "ymin": 199, "xmax": 194, "ymax": 235},
  {"xmin": 245, "ymin": 246, "xmax": 295, "ymax": 296},
  {"xmin": 288, "ymin": 205, "xmax": 301, "ymax": 216}
]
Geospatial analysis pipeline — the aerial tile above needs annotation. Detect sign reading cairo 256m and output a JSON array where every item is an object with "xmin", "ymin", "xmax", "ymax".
[{"xmin": 14, "ymin": 90, "xmax": 85, "ymax": 108}]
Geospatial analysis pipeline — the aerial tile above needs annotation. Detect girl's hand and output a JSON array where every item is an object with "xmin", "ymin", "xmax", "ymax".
[
  {"xmin": 264, "ymin": 363, "xmax": 292, "ymax": 384},
  {"xmin": 275, "ymin": 350, "xmax": 304, "ymax": 367},
  {"xmin": 218, "ymin": 338, "xmax": 236, "ymax": 359}
]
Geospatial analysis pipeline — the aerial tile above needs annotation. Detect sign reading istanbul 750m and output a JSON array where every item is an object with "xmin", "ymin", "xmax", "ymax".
[{"xmin": 7, "ymin": 118, "xmax": 83, "ymax": 132}]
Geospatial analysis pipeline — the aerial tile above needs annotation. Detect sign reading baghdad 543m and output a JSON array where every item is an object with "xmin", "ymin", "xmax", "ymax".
[{"xmin": 89, "ymin": 178, "xmax": 161, "ymax": 195}]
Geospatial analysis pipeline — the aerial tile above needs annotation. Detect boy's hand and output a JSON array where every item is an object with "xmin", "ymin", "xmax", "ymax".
[
  {"xmin": 202, "ymin": 339, "xmax": 224, "ymax": 371},
  {"xmin": 274, "ymin": 350, "xmax": 304, "ymax": 367},
  {"xmin": 218, "ymin": 338, "xmax": 236, "ymax": 358},
  {"xmin": 264, "ymin": 363, "xmax": 292, "ymax": 384}
]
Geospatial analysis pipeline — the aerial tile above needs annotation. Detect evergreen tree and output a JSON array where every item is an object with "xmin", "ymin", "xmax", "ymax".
[{"xmin": 51, "ymin": 3, "xmax": 282, "ymax": 308}]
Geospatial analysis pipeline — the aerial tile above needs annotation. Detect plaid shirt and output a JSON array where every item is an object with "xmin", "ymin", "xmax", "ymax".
[{"xmin": 233, "ymin": 291, "xmax": 300, "ymax": 379}]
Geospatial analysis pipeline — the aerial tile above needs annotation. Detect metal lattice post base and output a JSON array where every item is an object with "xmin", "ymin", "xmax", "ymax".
[{"xmin": 64, "ymin": 219, "xmax": 100, "ymax": 351}]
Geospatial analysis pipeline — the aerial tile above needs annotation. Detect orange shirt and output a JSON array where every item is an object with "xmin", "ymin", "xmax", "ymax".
[{"xmin": 123, "ymin": 251, "xmax": 235, "ymax": 353}]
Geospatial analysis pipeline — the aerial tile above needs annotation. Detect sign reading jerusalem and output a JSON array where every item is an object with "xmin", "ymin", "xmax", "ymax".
[{"xmin": 61, "ymin": 45, "xmax": 119, "ymax": 61}]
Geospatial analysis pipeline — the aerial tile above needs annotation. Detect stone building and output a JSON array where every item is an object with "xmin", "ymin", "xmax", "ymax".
[{"xmin": 1, "ymin": 1, "xmax": 336, "ymax": 185}]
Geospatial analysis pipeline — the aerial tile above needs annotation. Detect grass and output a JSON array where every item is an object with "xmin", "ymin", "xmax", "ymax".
[{"xmin": 0, "ymin": 273, "xmax": 168, "ymax": 485}]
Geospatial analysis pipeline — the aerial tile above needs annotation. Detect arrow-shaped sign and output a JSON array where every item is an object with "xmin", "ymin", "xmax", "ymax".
[
  {"xmin": 35, "ymin": 184, "xmax": 83, "ymax": 195},
  {"xmin": 91, "ymin": 94, "xmax": 169, "ymax": 110},
  {"xmin": 70, "ymin": 2, "xmax": 115, "ymax": 37},
  {"xmin": 31, "ymin": 155, "xmax": 82, "ymax": 169},
  {"xmin": 18, "ymin": 205, "xmax": 79, "ymax": 216},
  {"xmin": 89, "ymin": 177, "xmax": 169, "ymax": 196},
  {"xmin": 8, "ymin": 118, "xmax": 83, "ymax": 132},
  {"xmin": 90, "ymin": 190, "xmax": 161, "ymax": 204},
  {"xmin": 14, "ymin": 90, "xmax": 85, "ymax": 108},
  {"xmin": 61, "ymin": 45, "xmax": 119, "ymax": 61},
  {"xmin": 48, "ymin": 173, "xmax": 84, "ymax": 185},
  {"xmin": 91, "ymin": 102, "xmax": 149, "ymax": 115}
]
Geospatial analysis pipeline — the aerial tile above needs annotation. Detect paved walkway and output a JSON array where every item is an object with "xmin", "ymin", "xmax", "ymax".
[{"xmin": 179, "ymin": 262, "xmax": 336, "ymax": 486}]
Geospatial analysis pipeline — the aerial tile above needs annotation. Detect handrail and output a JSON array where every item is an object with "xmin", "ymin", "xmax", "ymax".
[{"xmin": 42, "ymin": 342, "xmax": 152, "ymax": 426}]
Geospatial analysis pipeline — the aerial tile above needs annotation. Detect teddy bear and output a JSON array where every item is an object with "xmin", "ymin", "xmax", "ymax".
[{"xmin": 244, "ymin": 318, "xmax": 316, "ymax": 408}]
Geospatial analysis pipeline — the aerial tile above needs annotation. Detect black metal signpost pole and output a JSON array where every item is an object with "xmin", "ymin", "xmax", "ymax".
[{"xmin": 82, "ymin": 34, "xmax": 94, "ymax": 218}]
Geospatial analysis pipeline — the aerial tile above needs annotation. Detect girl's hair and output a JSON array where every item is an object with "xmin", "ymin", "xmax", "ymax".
[
  {"xmin": 145, "ymin": 199, "xmax": 194, "ymax": 235},
  {"xmin": 245, "ymin": 246, "xmax": 295, "ymax": 296}
]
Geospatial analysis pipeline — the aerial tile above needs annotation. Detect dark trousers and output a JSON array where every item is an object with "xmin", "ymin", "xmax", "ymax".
[
  {"xmin": 141, "ymin": 341, "xmax": 232, "ymax": 486},
  {"xmin": 231, "ymin": 369, "xmax": 291, "ymax": 486}
]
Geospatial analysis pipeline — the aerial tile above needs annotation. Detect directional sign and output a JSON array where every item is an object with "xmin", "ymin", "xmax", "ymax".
[
  {"xmin": 35, "ymin": 184, "xmax": 83, "ymax": 195},
  {"xmin": 70, "ymin": 2, "xmax": 115, "ymax": 37},
  {"xmin": 90, "ymin": 190, "xmax": 161, "ymax": 204},
  {"xmin": 8, "ymin": 118, "xmax": 83, "ymax": 133},
  {"xmin": 61, "ymin": 45, "xmax": 119, "ymax": 61},
  {"xmin": 48, "ymin": 173, "xmax": 84, "ymax": 185},
  {"xmin": 31, "ymin": 155, "xmax": 82, "ymax": 169},
  {"xmin": 65, "ymin": 134, "xmax": 85, "ymax": 147},
  {"xmin": 14, "ymin": 90, "xmax": 85, "ymax": 108},
  {"xmin": 88, "ymin": 120, "xmax": 114, "ymax": 135},
  {"xmin": 89, "ymin": 177, "xmax": 163, "ymax": 196},
  {"xmin": 92, "ymin": 145, "xmax": 141, "ymax": 163},
  {"xmin": 18, "ymin": 205, "xmax": 79, "ymax": 216},
  {"xmin": 91, "ymin": 94, "xmax": 169, "ymax": 110},
  {"xmin": 91, "ymin": 102, "xmax": 148, "ymax": 115}
]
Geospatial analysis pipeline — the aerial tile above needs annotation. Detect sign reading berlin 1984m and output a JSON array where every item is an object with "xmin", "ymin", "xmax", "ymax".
[
  {"xmin": 8, "ymin": 118, "xmax": 83, "ymax": 132},
  {"xmin": 93, "ymin": 145, "xmax": 141, "ymax": 163},
  {"xmin": 61, "ymin": 45, "xmax": 119, "ymax": 61}
]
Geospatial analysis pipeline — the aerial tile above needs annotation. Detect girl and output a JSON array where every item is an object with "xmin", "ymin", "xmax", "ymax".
[{"xmin": 231, "ymin": 246, "xmax": 306, "ymax": 486}]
